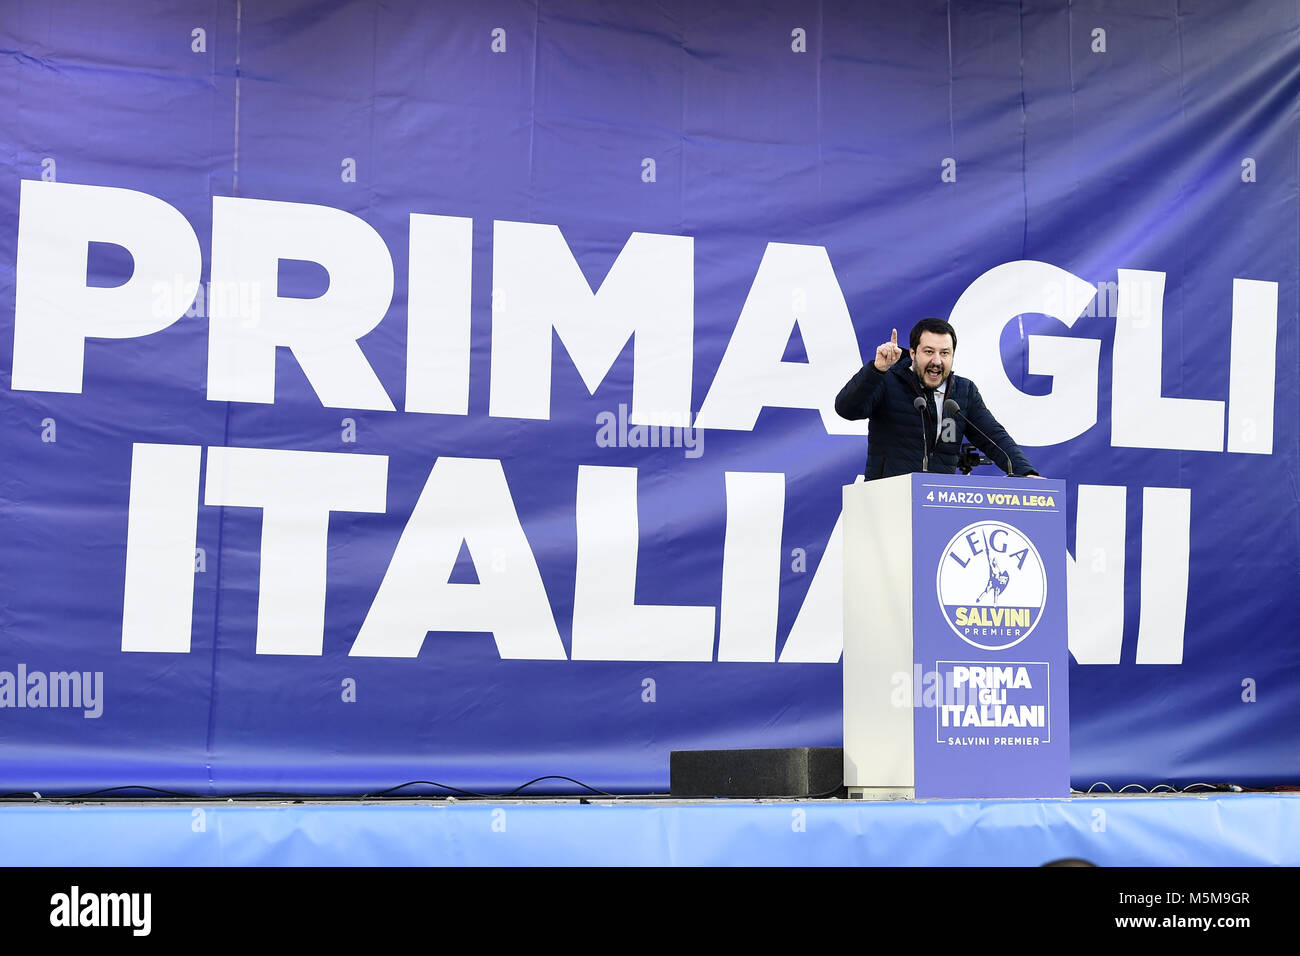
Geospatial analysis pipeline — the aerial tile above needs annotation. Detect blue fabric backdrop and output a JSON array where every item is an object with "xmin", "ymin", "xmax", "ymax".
[{"xmin": 1, "ymin": 0, "xmax": 1295, "ymax": 793}]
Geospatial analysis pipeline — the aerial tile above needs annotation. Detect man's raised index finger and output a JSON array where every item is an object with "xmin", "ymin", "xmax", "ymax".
[{"xmin": 890, "ymin": 328, "xmax": 898, "ymax": 345}]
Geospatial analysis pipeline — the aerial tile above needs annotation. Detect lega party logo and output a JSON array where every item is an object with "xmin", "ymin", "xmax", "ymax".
[{"xmin": 936, "ymin": 521, "xmax": 1046, "ymax": 650}]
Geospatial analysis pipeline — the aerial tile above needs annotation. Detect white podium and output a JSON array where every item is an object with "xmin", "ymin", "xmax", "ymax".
[{"xmin": 842, "ymin": 473, "xmax": 1071, "ymax": 800}]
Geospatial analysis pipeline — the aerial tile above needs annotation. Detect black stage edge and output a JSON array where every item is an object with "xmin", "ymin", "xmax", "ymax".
[{"xmin": 670, "ymin": 747, "xmax": 844, "ymax": 797}]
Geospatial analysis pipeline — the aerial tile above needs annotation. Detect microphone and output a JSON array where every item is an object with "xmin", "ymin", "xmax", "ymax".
[
  {"xmin": 913, "ymin": 396, "xmax": 930, "ymax": 472},
  {"xmin": 944, "ymin": 399, "xmax": 1014, "ymax": 476}
]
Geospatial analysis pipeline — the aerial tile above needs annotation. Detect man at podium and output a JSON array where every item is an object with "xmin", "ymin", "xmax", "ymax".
[{"xmin": 834, "ymin": 317, "xmax": 1039, "ymax": 480}]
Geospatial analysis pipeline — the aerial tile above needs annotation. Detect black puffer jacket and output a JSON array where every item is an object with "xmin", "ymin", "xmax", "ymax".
[{"xmin": 835, "ymin": 355, "xmax": 1036, "ymax": 480}]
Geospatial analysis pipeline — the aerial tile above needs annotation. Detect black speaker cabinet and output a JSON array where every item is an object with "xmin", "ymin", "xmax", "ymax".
[{"xmin": 669, "ymin": 747, "xmax": 844, "ymax": 797}]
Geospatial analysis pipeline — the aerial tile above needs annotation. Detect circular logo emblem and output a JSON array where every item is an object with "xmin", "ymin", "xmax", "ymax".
[{"xmin": 936, "ymin": 520, "xmax": 1046, "ymax": 650}]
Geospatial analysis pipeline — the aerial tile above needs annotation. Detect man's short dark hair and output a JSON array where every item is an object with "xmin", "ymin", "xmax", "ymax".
[{"xmin": 909, "ymin": 317, "xmax": 957, "ymax": 351}]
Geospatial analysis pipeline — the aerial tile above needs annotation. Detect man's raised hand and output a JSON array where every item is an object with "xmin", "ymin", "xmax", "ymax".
[{"xmin": 874, "ymin": 328, "xmax": 903, "ymax": 372}]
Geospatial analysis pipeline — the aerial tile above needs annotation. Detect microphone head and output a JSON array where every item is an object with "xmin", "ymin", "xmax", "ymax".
[
  {"xmin": 913, "ymin": 397, "xmax": 927, "ymax": 412},
  {"xmin": 944, "ymin": 398, "xmax": 960, "ymax": 415}
]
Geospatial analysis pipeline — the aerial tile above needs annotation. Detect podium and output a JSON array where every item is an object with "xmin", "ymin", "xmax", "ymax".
[{"xmin": 842, "ymin": 473, "xmax": 1070, "ymax": 799}]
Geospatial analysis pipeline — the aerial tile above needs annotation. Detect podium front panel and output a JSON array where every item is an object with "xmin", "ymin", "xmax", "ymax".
[{"xmin": 909, "ymin": 474, "xmax": 1070, "ymax": 798}]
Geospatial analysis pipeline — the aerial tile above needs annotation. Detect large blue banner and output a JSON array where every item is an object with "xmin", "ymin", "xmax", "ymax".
[{"xmin": 1, "ymin": 0, "xmax": 1296, "ymax": 794}]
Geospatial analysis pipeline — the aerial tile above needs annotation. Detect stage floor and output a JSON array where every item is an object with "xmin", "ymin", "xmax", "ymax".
[{"xmin": 1, "ymin": 792, "xmax": 1295, "ymax": 866}]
